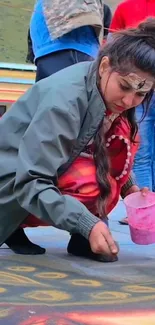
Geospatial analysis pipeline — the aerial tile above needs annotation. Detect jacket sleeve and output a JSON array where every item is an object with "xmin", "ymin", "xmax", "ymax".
[{"xmin": 14, "ymin": 87, "xmax": 100, "ymax": 239}]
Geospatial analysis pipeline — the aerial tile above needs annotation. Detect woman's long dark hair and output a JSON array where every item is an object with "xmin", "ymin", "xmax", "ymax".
[{"xmin": 94, "ymin": 18, "xmax": 155, "ymax": 216}]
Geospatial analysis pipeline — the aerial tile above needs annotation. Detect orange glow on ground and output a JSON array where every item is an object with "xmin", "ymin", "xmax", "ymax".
[
  {"xmin": 21, "ymin": 311, "xmax": 155, "ymax": 325},
  {"xmin": 67, "ymin": 311, "xmax": 155, "ymax": 325}
]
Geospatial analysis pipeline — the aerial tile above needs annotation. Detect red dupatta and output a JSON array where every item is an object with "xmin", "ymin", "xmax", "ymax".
[
  {"xmin": 23, "ymin": 115, "xmax": 139, "ymax": 227},
  {"xmin": 58, "ymin": 115, "xmax": 139, "ymax": 215}
]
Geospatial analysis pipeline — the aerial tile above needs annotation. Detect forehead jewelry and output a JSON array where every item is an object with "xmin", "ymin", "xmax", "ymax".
[{"xmin": 137, "ymin": 79, "xmax": 146, "ymax": 90}]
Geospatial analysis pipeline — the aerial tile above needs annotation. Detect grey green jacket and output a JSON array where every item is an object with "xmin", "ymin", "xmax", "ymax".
[
  {"xmin": 0, "ymin": 62, "xmax": 135, "ymax": 245},
  {"xmin": 42, "ymin": 0, "xmax": 104, "ymax": 43}
]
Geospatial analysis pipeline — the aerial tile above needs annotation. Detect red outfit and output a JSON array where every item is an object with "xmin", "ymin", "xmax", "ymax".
[
  {"xmin": 23, "ymin": 115, "xmax": 139, "ymax": 227},
  {"xmin": 110, "ymin": 0, "xmax": 155, "ymax": 31}
]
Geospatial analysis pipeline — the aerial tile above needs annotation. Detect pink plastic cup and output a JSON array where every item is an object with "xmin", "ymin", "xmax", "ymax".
[{"xmin": 124, "ymin": 191, "xmax": 155, "ymax": 245}]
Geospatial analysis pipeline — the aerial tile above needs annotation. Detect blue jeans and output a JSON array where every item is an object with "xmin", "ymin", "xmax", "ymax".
[{"xmin": 133, "ymin": 94, "xmax": 155, "ymax": 190}]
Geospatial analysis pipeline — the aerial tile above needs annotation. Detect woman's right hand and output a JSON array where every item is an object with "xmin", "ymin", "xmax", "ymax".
[{"xmin": 89, "ymin": 221, "xmax": 119, "ymax": 256}]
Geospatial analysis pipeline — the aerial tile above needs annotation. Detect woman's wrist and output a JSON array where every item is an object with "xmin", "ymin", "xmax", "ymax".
[
  {"xmin": 123, "ymin": 185, "xmax": 140, "ymax": 197},
  {"xmin": 121, "ymin": 175, "xmax": 137, "ymax": 198}
]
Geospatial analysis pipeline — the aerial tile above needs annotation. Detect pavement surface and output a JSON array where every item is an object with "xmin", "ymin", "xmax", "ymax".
[{"xmin": 0, "ymin": 200, "xmax": 155, "ymax": 325}]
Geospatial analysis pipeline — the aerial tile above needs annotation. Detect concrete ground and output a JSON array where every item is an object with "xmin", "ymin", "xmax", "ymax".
[{"xmin": 0, "ymin": 200, "xmax": 155, "ymax": 325}]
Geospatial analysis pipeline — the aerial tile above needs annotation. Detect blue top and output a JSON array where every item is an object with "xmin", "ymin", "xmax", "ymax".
[{"xmin": 30, "ymin": 0, "xmax": 100, "ymax": 61}]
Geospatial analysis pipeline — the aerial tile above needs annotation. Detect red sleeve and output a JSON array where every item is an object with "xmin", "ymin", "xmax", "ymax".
[{"xmin": 109, "ymin": 5, "xmax": 126, "ymax": 31}]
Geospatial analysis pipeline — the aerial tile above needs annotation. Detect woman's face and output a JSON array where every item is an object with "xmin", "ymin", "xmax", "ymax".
[{"xmin": 98, "ymin": 57, "xmax": 154, "ymax": 114}]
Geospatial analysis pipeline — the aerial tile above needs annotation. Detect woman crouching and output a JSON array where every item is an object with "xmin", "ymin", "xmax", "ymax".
[{"xmin": 0, "ymin": 19, "xmax": 154, "ymax": 261}]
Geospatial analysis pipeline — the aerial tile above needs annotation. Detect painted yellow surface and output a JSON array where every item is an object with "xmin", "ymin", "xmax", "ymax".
[
  {"xmin": 0, "ymin": 288, "xmax": 6, "ymax": 293},
  {"xmin": 70, "ymin": 279, "xmax": 102, "ymax": 287},
  {"xmin": 0, "ymin": 91, "xmax": 26, "ymax": 103},
  {"xmin": 7, "ymin": 266, "xmax": 36, "ymax": 272},
  {"xmin": 122, "ymin": 284, "xmax": 155, "ymax": 293},
  {"xmin": 0, "ymin": 265, "xmax": 155, "ymax": 308},
  {"xmin": 0, "ymin": 83, "xmax": 31, "ymax": 107},
  {"xmin": 23, "ymin": 290, "xmax": 71, "ymax": 302},
  {"xmin": 0, "ymin": 68, "xmax": 35, "ymax": 107},
  {"xmin": 35, "ymin": 272, "xmax": 68, "ymax": 279},
  {"xmin": 0, "ymin": 82, "xmax": 31, "ymax": 91},
  {"xmin": 0, "ymin": 307, "xmax": 14, "ymax": 318},
  {"xmin": 91, "ymin": 291, "xmax": 131, "ymax": 300},
  {"xmin": 0, "ymin": 271, "xmax": 43, "ymax": 286},
  {"xmin": 0, "ymin": 69, "xmax": 36, "ymax": 80}
]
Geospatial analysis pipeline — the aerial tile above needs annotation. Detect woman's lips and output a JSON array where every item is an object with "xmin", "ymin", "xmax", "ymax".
[{"xmin": 114, "ymin": 105, "xmax": 125, "ymax": 112}]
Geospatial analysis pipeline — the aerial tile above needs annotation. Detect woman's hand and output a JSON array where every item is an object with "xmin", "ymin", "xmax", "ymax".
[
  {"xmin": 125, "ymin": 185, "xmax": 149, "ymax": 197},
  {"xmin": 89, "ymin": 221, "xmax": 119, "ymax": 256}
]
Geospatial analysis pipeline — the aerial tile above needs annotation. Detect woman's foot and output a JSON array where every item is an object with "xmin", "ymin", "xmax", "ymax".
[
  {"xmin": 5, "ymin": 228, "xmax": 46, "ymax": 255},
  {"xmin": 118, "ymin": 217, "xmax": 129, "ymax": 225},
  {"xmin": 67, "ymin": 233, "xmax": 118, "ymax": 262}
]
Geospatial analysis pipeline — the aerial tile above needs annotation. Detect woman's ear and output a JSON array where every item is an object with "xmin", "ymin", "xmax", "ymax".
[{"xmin": 99, "ymin": 56, "xmax": 110, "ymax": 78}]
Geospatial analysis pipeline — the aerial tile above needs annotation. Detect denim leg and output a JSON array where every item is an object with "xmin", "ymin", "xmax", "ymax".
[{"xmin": 133, "ymin": 97, "xmax": 155, "ymax": 190}]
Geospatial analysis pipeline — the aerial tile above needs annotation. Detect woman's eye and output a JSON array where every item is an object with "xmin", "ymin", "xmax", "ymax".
[
  {"xmin": 120, "ymin": 84, "xmax": 130, "ymax": 91},
  {"xmin": 136, "ymin": 92, "xmax": 146, "ymax": 97}
]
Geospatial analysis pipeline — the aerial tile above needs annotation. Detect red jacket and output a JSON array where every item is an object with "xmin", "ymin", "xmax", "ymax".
[{"xmin": 110, "ymin": 0, "xmax": 155, "ymax": 31}]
